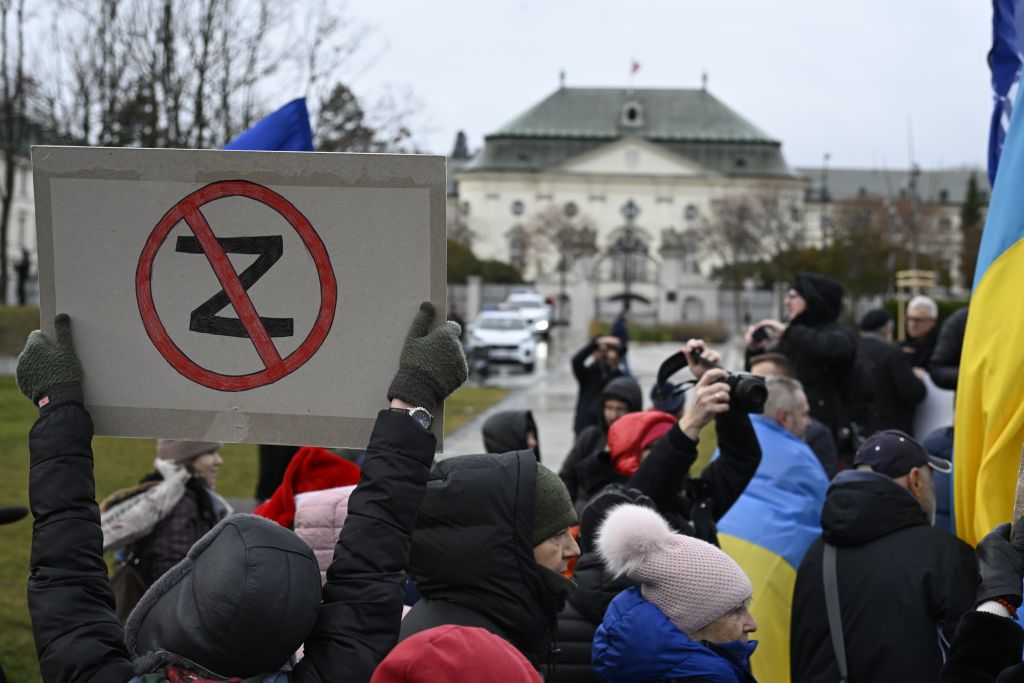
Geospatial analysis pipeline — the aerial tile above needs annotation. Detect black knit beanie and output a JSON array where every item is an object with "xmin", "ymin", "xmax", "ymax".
[{"xmin": 532, "ymin": 464, "xmax": 577, "ymax": 545}]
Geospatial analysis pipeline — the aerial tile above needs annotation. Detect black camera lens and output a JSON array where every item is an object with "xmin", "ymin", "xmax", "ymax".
[{"xmin": 720, "ymin": 373, "xmax": 768, "ymax": 414}]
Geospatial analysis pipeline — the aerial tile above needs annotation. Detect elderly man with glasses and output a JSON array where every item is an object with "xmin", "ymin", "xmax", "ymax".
[{"xmin": 901, "ymin": 295, "xmax": 940, "ymax": 370}]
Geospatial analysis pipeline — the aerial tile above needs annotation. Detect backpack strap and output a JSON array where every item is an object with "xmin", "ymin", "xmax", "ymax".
[{"xmin": 823, "ymin": 543, "xmax": 848, "ymax": 683}]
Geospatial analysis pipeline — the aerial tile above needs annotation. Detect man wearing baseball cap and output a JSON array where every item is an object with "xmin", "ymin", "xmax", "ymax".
[{"xmin": 790, "ymin": 430, "xmax": 978, "ymax": 683}]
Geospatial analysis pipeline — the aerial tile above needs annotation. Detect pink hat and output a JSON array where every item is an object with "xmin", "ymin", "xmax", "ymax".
[{"xmin": 597, "ymin": 504, "xmax": 752, "ymax": 636}]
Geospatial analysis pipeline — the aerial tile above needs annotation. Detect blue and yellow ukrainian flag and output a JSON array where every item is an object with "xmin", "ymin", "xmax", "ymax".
[
  {"xmin": 954, "ymin": 1, "xmax": 1024, "ymax": 545},
  {"xmin": 954, "ymin": 101, "xmax": 1024, "ymax": 543},
  {"xmin": 717, "ymin": 416, "xmax": 829, "ymax": 683}
]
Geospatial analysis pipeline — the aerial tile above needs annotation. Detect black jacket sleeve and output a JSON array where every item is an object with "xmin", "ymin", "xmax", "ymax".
[
  {"xmin": 628, "ymin": 424, "xmax": 698, "ymax": 511},
  {"xmin": 700, "ymin": 410, "xmax": 762, "ymax": 520},
  {"xmin": 559, "ymin": 427, "xmax": 602, "ymax": 503},
  {"xmin": 887, "ymin": 349, "xmax": 927, "ymax": 406},
  {"xmin": 782, "ymin": 323, "xmax": 856, "ymax": 365},
  {"xmin": 929, "ymin": 308, "xmax": 969, "ymax": 391},
  {"xmin": 293, "ymin": 409, "xmax": 435, "ymax": 683},
  {"xmin": 571, "ymin": 340, "xmax": 598, "ymax": 383},
  {"xmin": 27, "ymin": 401, "xmax": 135, "ymax": 683},
  {"xmin": 941, "ymin": 611, "xmax": 1024, "ymax": 683},
  {"xmin": 934, "ymin": 539, "xmax": 984, "ymax": 652}
]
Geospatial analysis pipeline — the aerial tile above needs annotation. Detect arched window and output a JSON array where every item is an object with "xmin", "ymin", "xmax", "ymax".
[{"xmin": 608, "ymin": 227, "xmax": 652, "ymax": 283}]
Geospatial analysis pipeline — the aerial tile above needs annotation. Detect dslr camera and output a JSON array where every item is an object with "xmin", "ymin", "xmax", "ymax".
[{"xmin": 693, "ymin": 348, "xmax": 768, "ymax": 414}]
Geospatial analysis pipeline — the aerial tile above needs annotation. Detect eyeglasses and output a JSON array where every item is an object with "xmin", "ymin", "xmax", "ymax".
[
  {"xmin": 784, "ymin": 291, "xmax": 801, "ymax": 301},
  {"xmin": 907, "ymin": 316, "xmax": 935, "ymax": 324}
]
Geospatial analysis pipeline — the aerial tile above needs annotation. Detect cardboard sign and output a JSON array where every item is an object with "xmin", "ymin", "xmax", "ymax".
[{"xmin": 32, "ymin": 146, "xmax": 446, "ymax": 448}]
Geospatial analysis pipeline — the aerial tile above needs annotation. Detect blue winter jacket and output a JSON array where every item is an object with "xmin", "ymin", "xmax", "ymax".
[{"xmin": 592, "ymin": 588, "xmax": 758, "ymax": 682}]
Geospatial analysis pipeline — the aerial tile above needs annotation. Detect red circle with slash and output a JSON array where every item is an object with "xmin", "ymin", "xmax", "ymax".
[{"xmin": 136, "ymin": 180, "xmax": 337, "ymax": 391}]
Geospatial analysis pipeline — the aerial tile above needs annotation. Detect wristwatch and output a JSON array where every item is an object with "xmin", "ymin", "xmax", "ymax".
[{"xmin": 390, "ymin": 406, "xmax": 433, "ymax": 431}]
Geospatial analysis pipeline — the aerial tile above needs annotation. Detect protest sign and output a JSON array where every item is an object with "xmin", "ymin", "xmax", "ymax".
[{"xmin": 32, "ymin": 146, "xmax": 446, "ymax": 448}]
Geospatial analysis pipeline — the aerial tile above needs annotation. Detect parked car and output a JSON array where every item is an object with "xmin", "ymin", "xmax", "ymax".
[
  {"xmin": 465, "ymin": 310, "xmax": 537, "ymax": 372},
  {"xmin": 503, "ymin": 291, "xmax": 551, "ymax": 339}
]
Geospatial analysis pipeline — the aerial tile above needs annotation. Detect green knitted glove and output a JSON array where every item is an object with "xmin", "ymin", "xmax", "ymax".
[
  {"xmin": 16, "ymin": 314, "xmax": 84, "ymax": 407},
  {"xmin": 387, "ymin": 302, "xmax": 468, "ymax": 410}
]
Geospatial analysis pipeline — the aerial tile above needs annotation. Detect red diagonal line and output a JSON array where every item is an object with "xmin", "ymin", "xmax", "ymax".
[{"xmin": 181, "ymin": 206, "xmax": 285, "ymax": 373}]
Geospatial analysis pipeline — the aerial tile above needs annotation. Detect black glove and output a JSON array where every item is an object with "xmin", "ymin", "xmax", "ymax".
[
  {"xmin": 386, "ymin": 302, "xmax": 467, "ymax": 410},
  {"xmin": 976, "ymin": 522, "xmax": 1024, "ymax": 607},
  {"xmin": 15, "ymin": 314, "xmax": 83, "ymax": 408}
]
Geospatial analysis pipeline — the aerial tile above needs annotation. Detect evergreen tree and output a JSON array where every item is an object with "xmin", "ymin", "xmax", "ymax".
[{"xmin": 959, "ymin": 174, "xmax": 987, "ymax": 289}]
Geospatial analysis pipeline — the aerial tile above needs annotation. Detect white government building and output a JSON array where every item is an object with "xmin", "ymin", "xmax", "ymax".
[
  {"xmin": 447, "ymin": 85, "xmax": 982, "ymax": 327},
  {"xmin": 3, "ymin": 87, "xmax": 982, "ymax": 321}
]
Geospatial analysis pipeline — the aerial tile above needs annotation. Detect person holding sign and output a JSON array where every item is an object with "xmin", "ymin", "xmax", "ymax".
[{"xmin": 17, "ymin": 304, "xmax": 467, "ymax": 682}]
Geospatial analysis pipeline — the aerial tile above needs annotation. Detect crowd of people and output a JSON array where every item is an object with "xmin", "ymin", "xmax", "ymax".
[{"xmin": 7, "ymin": 270, "xmax": 1023, "ymax": 682}]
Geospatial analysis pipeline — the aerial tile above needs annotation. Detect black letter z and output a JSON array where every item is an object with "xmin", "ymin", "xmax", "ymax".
[{"xmin": 175, "ymin": 235, "xmax": 294, "ymax": 338}]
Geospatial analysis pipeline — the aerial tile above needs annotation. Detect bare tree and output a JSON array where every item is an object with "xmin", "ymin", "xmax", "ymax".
[
  {"xmin": 36, "ymin": 0, "xmax": 420, "ymax": 153},
  {"xmin": 695, "ymin": 192, "xmax": 805, "ymax": 327},
  {"xmin": 0, "ymin": 0, "xmax": 27, "ymax": 304},
  {"xmin": 40, "ymin": 0, "xmax": 285, "ymax": 148},
  {"xmin": 697, "ymin": 192, "xmax": 805, "ymax": 281}
]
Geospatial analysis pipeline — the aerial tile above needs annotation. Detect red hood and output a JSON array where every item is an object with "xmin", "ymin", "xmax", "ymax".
[
  {"xmin": 252, "ymin": 446, "xmax": 361, "ymax": 527},
  {"xmin": 607, "ymin": 411, "xmax": 678, "ymax": 476},
  {"xmin": 371, "ymin": 625, "xmax": 541, "ymax": 683}
]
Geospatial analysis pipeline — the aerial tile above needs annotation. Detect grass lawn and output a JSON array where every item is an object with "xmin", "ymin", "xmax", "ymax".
[
  {"xmin": 0, "ymin": 377, "xmax": 506, "ymax": 681},
  {"xmin": 0, "ymin": 306, "xmax": 39, "ymax": 356}
]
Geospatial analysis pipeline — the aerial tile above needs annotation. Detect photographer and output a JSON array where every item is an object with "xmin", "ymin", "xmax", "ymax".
[
  {"xmin": 629, "ymin": 340, "xmax": 763, "ymax": 544},
  {"xmin": 571, "ymin": 335, "xmax": 627, "ymax": 436},
  {"xmin": 745, "ymin": 273, "xmax": 857, "ymax": 452}
]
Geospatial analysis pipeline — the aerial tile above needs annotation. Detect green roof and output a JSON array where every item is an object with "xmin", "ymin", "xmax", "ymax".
[
  {"xmin": 492, "ymin": 87, "xmax": 776, "ymax": 143},
  {"xmin": 459, "ymin": 87, "xmax": 795, "ymax": 179}
]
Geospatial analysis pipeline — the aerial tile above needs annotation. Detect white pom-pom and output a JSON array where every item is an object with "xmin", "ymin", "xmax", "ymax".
[{"xmin": 596, "ymin": 504, "xmax": 676, "ymax": 578}]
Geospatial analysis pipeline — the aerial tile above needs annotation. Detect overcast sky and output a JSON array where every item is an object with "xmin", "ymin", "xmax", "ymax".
[{"xmin": 344, "ymin": 0, "xmax": 991, "ymax": 171}]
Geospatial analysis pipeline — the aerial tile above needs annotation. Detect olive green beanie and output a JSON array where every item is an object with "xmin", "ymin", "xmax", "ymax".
[{"xmin": 532, "ymin": 464, "xmax": 577, "ymax": 546}]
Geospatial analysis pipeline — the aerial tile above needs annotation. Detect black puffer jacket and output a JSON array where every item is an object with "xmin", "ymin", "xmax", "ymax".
[
  {"xmin": 791, "ymin": 471, "xmax": 978, "ymax": 683},
  {"xmin": 776, "ymin": 273, "xmax": 858, "ymax": 441},
  {"xmin": 558, "ymin": 486, "xmax": 652, "ymax": 683},
  {"xmin": 482, "ymin": 410, "xmax": 540, "ymax": 461},
  {"xmin": 929, "ymin": 306, "xmax": 969, "ymax": 390},
  {"xmin": 629, "ymin": 410, "xmax": 761, "ymax": 541},
  {"xmin": 401, "ymin": 451, "xmax": 569, "ymax": 669},
  {"xmin": 560, "ymin": 377, "xmax": 642, "ymax": 507},
  {"xmin": 27, "ymin": 401, "xmax": 435, "ymax": 683}
]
